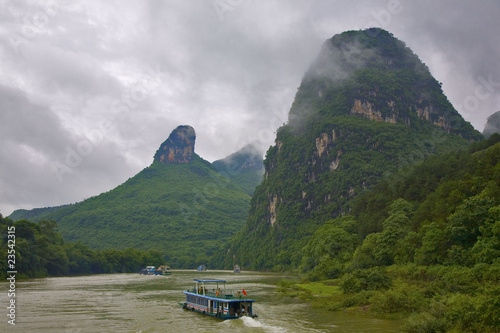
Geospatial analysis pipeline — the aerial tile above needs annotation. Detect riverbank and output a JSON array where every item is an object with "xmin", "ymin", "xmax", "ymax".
[{"xmin": 278, "ymin": 264, "xmax": 500, "ymax": 332}]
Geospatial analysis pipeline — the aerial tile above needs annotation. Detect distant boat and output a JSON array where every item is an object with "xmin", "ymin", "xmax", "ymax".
[
  {"xmin": 157, "ymin": 265, "xmax": 172, "ymax": 275},
  {"xmin": 180, "ymin": 279, "xmax": 257, "ymax": 320},
  {"xmin": 139, "ymin": 266, "xmax": 156, "ymax": 275},
  {"xmin": 233, "ymin": 265, "xmax": 240, "ymax": 273},
  {"xmin": 140, "ymin": 265, "xmax": 172, "ymax": 275},
  {"xmin": 197, "ymin": 264, "xmax": 206, "ymax": 271}
]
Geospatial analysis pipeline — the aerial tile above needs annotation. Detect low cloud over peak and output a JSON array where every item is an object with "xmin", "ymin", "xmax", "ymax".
[{"xmin": 1, "ymin": 0, "xmax": 499, "ymax": 215}]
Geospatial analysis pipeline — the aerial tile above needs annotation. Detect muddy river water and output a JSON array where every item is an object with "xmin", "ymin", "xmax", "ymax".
[{"xmin": 0, "ymin": 270, "xmax": 402, "ymax": 332}]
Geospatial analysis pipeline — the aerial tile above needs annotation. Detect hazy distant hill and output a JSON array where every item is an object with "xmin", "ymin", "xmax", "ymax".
[
  {"xmin": 483, "ymin": 110, "xmax": 500, "ymax": 138},
  {"xmin": 10, "ymin": 125, "xmax": 251, "ymax": 268},
  {"xmin": 217, "ymin": 28, "xmax": 483, "ymax": 270},
  {"xmin": 212, "ymin": 144, "xmax": 264, "ymax": 196}
]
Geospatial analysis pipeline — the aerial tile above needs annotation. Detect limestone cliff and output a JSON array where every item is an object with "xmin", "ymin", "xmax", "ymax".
[
  {"xmin": 221, "ymin": 28, "xmax": 482, "ymax": 271},
  {"xmin": 154, "ymin": 125, "xmax": 196, "ymax": 164}
]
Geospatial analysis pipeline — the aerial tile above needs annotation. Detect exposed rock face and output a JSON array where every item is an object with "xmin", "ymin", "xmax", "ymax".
[
  {"xmin": 315, "ymin": 132, "xmax": 331, "ymax": 157},
  {"xmin": 269, "ymin": 194, "xmax": 278, "ymax": 226},
  {"xmin": 351, "ymin": 99, "xmax": 383, "ymax": 122},
  {"xmin": 154, "ymin": 125, "xmax": 196, "ymax": 164},
  {"xmin": 330, "ymin": 150, "xmax": 341, "ymax": 171},
  {"xmin": 351, "ymin": 99, "xmax": 453, "ymax": 129}
]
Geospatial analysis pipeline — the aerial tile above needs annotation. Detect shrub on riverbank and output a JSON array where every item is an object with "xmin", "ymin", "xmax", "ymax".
[
  {"xmin": 339, "ymin": 267, "xmax": 392, "ymax": 293},
  {"xmin": 287, "ymin": 264, "xmax": 500, "ymax": 332}
]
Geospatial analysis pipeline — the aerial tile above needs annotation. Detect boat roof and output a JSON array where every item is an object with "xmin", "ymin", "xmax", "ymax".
[
  {"xmin": 193, "ymin": 279, "xmax": 226, "ymax": 283},
  {"xmin": 183, "ymin": 290, "xmax": 255, "ymax": 302}
]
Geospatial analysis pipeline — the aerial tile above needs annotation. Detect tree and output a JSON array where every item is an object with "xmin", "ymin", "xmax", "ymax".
[
  {"xmin": 414, "ymin": 222, "xmax": 446, "ymax": 265},
  {"xmin": 353, "ymin": 199, "xmax": 414, "ymax": 268},
  {"xmin": 469, "ymin": 205, "xmax": 500, "ymax": 264},
  {"xmin": 301, "ymin": 216, "xmax": 358, "ymax": 278},
  {"xmin": 447, "ymin": 195, "xmax": 496, "ymax": 248}
]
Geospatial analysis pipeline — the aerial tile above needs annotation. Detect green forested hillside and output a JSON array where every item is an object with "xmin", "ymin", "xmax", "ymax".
[
  {"xmin": 293, "ymin": 135, "xmax": 500, "ymax": 332},
  {"xmin": 216, "ymin": 28, "xmax": 482, "ymax": 271},
  {"xmin": 11, "ymin": 155, "xmax": 250, "ymax": 268},
  {"xmin": 302, "ymin": 134, "xmax": 500, "ymax": 277},
  {"xmin": 0, "ymin": 215, "xmax": 165, "ymax": 279}
]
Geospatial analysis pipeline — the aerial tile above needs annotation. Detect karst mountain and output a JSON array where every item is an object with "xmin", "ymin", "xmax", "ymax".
[
  {"xmin": 216, "ymin": 28, "xmax": 482, "ymax": 270},
  {"xmin": 10, "ymin": 125, "xmax": 258, "ymax": 267}
]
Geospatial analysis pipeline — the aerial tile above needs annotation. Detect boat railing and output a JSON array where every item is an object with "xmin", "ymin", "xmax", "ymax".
[{"xmin": 188, "ymin": 287, "xmax": 246, "ymax": 299}]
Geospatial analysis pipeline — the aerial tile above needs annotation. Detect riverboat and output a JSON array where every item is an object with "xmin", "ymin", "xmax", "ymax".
[
  {"xmin": 180, "ymin": 279, "xmax": 257, "ymax": 319},
  {"xmin": 157, "ymin": 265, "xmax": 172, "ymax": 275},
  {"xmin": 139, "ymin": 266, "xmax": 157, "ymax": 275},
  {"xmin": 139, "ymin": 265, "xmax": 172, "ymax": 275}
]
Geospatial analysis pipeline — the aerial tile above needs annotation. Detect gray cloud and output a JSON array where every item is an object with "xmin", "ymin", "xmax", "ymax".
[{"xmin": 1, "ymin": 0, "xmax": 499, "ymax": 216}]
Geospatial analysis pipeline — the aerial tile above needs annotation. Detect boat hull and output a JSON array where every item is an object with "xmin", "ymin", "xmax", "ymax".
[
  {"xmin": 181, "ymin": 279, "xmax": 257, "ymax": 320},
  {"xmin": 179, "ymin": 302, "xmax": 257, "ymax": 320}
]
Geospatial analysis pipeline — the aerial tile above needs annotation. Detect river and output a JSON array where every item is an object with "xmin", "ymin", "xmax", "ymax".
[{"xmin": 0, "ymin": 270, "xmax": 402, "ymax": 332}]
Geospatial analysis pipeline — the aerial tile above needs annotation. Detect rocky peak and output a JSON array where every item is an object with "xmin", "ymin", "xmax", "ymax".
[{"xmin": 154, "ymin": 125, "xmax": 196, "ymax": 164}]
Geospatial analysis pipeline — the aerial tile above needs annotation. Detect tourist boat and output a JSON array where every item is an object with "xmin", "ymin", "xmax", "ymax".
[
  {"xmin": 180, "ymin": 279, "xmax": 257, "ymax": 319},
  {"xmin": 157, "ymin": 265, "xmax": 172, "ymax": 275},
  {"xmin": 139, "ymin": 266, "xmax": 157, "ymax": 275},
  {"xmin": 139, "ymin": 265, "xmax": 172, "ymax": 275}
]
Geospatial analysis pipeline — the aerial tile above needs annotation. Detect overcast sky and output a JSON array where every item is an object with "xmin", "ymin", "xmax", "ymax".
[{"xmin": 1, "ymin": 0, "xmax": 499, "ymax": 216}]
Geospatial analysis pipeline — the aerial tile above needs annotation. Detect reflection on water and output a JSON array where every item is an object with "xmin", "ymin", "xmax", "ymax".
[{"xmin": 0, "ymin": 270, "xmax": 402, "ymax": 332}]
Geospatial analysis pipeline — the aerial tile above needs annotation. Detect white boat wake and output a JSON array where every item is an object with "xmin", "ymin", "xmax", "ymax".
[{"xmin": 239, "ymin": 316, "xmax": 287, "ymax": 332}]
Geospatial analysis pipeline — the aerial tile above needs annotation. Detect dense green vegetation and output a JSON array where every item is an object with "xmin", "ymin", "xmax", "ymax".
[
  {"xmin": 216, "ymin": 117, "xmax": 473, "ymax": 270},
  {"xmin": 289, "ymin": 135, "xmax": 500, "ymax": 332},
  {"xmin": 10, "ymin": 155, "xmax": 251, "ymax": 268},
  {"xmin": 216, "ymin": 28, "xmax": 483, "ymax": 271},
  {"xmin": 212, "ymin": 28, "xmax": 497, "ymax": 330},
  {"xmin": 302, "ymin": 134, "xmax": 500, "ymax": 277},
  {"xmin": 282, "ymin": 263, "xmax": 499, "ymax": 332},
  {"xmin": 0, "ymin": 214, "xmax": 165, "ymax": 279}
]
